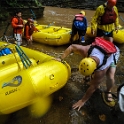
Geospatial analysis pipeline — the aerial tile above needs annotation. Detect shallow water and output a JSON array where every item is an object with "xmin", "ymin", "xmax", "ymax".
[{"xmin": 0, "ymin": 6, "xmax": 124, "ymax": 124}]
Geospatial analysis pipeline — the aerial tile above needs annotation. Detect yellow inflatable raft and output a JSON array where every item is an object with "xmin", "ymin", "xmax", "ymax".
[
  {"xmin": 86, "ymin": 26, "xmax": 124, "ymax": 44},
  {"xmin": 32, "ymin": 24, "xmax": 71, "ymax": 46},
  {"xmin": 0, "ymin": 42, "xmax": 71, "ymax": 115}
]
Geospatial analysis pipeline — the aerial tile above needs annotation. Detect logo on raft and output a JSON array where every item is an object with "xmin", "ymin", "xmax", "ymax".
[{"xmin": 2, "ymin": 76, "xmax": 22, "ymax": 95}]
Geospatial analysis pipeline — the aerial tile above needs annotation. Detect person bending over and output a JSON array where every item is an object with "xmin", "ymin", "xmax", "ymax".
[{"xmin": 55, "ymin": 37, "xmax": 120, "ymax": 111}]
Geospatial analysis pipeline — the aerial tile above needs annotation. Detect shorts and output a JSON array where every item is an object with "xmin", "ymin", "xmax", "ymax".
[
  {"xmin": 97, "ymin": 28, "xmax": 113, "ymax": 37},
  {"xmin": 110, "ymin": 62, "xmax": 116, "ymax": 67},
  {"xmin": 14, "ymin": 34, "xmax": 22, "ymax": 46},
  {"xmin": 72, "ymin": 23, "xmax": 86, "ymax": 36},
  {"xmin": 111, "ymin": 46, "xmax": 120, "ymax": 67}
]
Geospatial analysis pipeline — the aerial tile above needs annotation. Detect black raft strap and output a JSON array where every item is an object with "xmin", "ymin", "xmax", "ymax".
[
  {"xmin": 88, "ymin": 45, "xmax": 109, "ymax": 70},
  {"xmin": 96, "ymin": 55, "xmax": 108, "ymax": 70}
]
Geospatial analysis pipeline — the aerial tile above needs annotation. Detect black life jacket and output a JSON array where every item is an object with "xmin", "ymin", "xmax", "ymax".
[
  {"xmin": 88, "ymin": 37, "xmax": 117, "ymax": 69},
  {"xmin": 99, "ymin": 4, "xmax": 117, "ymax": 25}
]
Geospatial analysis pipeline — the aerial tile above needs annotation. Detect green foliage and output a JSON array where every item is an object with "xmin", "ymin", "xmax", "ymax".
[
  {"xmin": 5, "ymin": 0, "xmax": 18, "ymax": 7},
  {"xmin": 0, "ymin": 0, "xmax": 42, "ymax": 21},
  {"xmin": 34, "ymin": 0, "xmax": 42, "ymax": 7}
]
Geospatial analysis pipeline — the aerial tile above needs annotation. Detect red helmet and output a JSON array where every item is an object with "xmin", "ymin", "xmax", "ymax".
[
  {"xmin": 107, "ymin": 0, "xmax": 117, "ymax": 7},
  {"xmin": 27, "ymin": 18, "xmax": 34, "ymax": 23}
]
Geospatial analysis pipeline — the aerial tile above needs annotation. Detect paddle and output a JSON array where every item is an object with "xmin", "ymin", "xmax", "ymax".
[
  {"xmin": 30, "ymin": 8, "xmax": 36, "ymax": 20},
  {"xmin": 28, "ymin": 5, "xmax": 37, "ymax": 20},
  {"xmin": 0, "ymin": 22, "xmax": 10, "ymax": 42},
  {"xmin": 45, "ymin": 22, "xmax": 55, "ymax": 28}
]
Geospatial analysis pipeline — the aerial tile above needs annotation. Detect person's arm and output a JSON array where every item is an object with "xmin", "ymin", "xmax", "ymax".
[
  {"xmin": 60, "ymin": 44, "xmax": 88, "ymax": 60},
  {"xmin": 34, "ymin": 27, "xmax": 39, "ymax": 32},
  {"xmin": 114, "ymin": 6, "xmax": 119, "ymax": 33},
  {"xmin": 72, "ymin": 69, "xmax": 106, "ymax": 111},
  {"xmin": 91, "ymin": 5, "xmax": 103, "ymax": 34},
  {"xmin": 60, "ymin": 45, "xmax": 74, "ymax": 60},
  {"xmin": 54, "ymin": 44, "xmax": 88, "ymax": 62},
  {"xmin": 12, "ymin": 18, "xmax": 23, "ymax": 28},
  {"xmin": 83, "ymin": 17, "xmax": 87, "ymax": 33},
  {"xmin": 11, "ymin": 18, "xmax": 18, "ymax": 28}
]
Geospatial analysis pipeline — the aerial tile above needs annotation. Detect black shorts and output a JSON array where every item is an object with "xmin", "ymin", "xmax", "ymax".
[
  {"xmin": 72, "ymin": 23, "xmax": 86, "ymax": 36},
  {"xmin": 97, "ymin": 28, "xmax": 113, "ymax": 37}
]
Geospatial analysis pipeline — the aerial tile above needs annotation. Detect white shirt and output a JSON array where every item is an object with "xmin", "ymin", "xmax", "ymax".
[{"xmin": 89, "ymin": 46, "xmax": 120, "ymax": 71}]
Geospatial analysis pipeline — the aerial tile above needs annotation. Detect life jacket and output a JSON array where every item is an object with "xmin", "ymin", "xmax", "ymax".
[
  {"xmin": 11, "ymin": 16, "xmax": 23, "ymax": 29},
  {"xmin": 99, "ymin": 4, "xmax": 117, "ymax": 25},
  {"xmin": 75, "ymin": 14, "xmax": 84, "ymax": 21},
  {"xmin": 73, "ymin": 14, "xmax": 87, "ymax": 30},
  {"xmin": 88, "ymin": 37, "xmax": 117, "ymax": 69},
  {"xmin": 24, "ymin": 23, "xmax": 34, "ymax": 37},
  {"xmin": 11, "ymin": 16, "xmax": 23, "ymax": 36}
]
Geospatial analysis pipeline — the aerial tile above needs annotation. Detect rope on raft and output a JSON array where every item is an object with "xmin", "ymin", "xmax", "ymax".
[{"xmin": 15, "ymin": 45, "xmax": 32, "ymax": 69}]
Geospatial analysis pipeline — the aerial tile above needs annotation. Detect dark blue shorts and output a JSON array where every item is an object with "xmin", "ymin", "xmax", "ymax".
[
  {"xmin": 72, "ymin": 23, "xmax": 86, "ymax": 36},
  {"xmin": 97, "ymin": 28, "xmax": 113, "ymax": 37}
]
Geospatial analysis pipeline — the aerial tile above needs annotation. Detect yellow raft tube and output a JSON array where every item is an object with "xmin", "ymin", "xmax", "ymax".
[
  {"xmin": 86, "ymin": 25, "xmax": 124, "ymax": 44},
  {"xmin": 0, "ymin": 42, "xmax": 71, "ymax": 115},
  {"xmin": 32, "ymin": 24, "xmax": 72, "ymax": 46}
]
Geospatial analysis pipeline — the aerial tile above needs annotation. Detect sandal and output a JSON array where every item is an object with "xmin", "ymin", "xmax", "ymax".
[{"xmin": 101, "ymin": 92, "xmax": 117, "ymax": 107}]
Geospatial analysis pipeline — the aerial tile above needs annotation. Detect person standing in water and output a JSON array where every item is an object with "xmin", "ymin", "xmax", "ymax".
[
  {"xmin": 11, "ymin": 10, "xmax": 24, "ymax": 46},
  {"xmin": 70, "ymin": 10, "xmax": 87, "ymax": 44},
  {"xmin": 24, "ymin": 18, "xmax": 39, "ymax": 46},
  {"xmin": 91, "ymin": 0, "xmax": 119, "ymax": 42}
]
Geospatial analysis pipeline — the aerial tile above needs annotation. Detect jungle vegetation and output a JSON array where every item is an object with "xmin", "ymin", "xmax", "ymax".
[{"xmin": 0, "ymin": 0, "xmax": 42, "ymax": 21}]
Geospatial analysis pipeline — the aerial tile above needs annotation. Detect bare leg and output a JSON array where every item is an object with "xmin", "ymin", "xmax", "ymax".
[
  {"xmin": 104, "ymin": 36, "xmax": 113, "ymax": 42},
  {"xmin": 105, "ymin": 67, "xmax": 116, "ymax": 101}
]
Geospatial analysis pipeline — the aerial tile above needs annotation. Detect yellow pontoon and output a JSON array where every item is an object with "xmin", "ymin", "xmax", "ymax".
[
  {"xmin": 86, "ymin": 26, "xmax": 124, "ymax": 44},
  {"xmin": 32, "ymin": 24, "xmax": 71, "ymax": 46},
  {"xmin": 0, "ymin": 42, "xmax": 71, "ymax": 115}
]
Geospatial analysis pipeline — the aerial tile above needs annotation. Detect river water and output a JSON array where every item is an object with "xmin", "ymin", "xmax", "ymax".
[{"xmin": 1, "ymin": 6, "xmax": 124, "ymax": 124}]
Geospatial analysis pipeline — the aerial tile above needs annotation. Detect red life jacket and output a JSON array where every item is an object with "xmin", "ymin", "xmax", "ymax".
[
  {"xmin": 74, "ymin": 14, "xmax": 84, "ymax": 21},
  {"xmin": 11, "ymin": 16, "xmax": 23, "ymax": 28},
  {"xmin": 88, "ymin": 37, "xmax": 117, "ymax": 69},
  {"xmin": 99, "ymin": 5, "xmax": 117, "ymax": 25},
  {"xmin": 24, "ymin": 23, "xmax": 34, "ymax": 36}
]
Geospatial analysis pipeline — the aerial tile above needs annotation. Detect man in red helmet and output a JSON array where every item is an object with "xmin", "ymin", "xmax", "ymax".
[{"xmin": 91, "ymin": 0, "xmax": 119, "ymax": 42}]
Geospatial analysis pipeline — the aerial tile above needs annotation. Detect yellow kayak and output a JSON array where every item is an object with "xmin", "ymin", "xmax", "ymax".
[
  {"xmin": 32, "ymin": 24, "xmax": 71, "ymax": 46},
  {"xmin": 86, "ymin": 26, "xmax": 124, "ymax": 44},
  {"xmin": 0, "ymin": 42, "xmax": 71, "ymax": 115}
]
